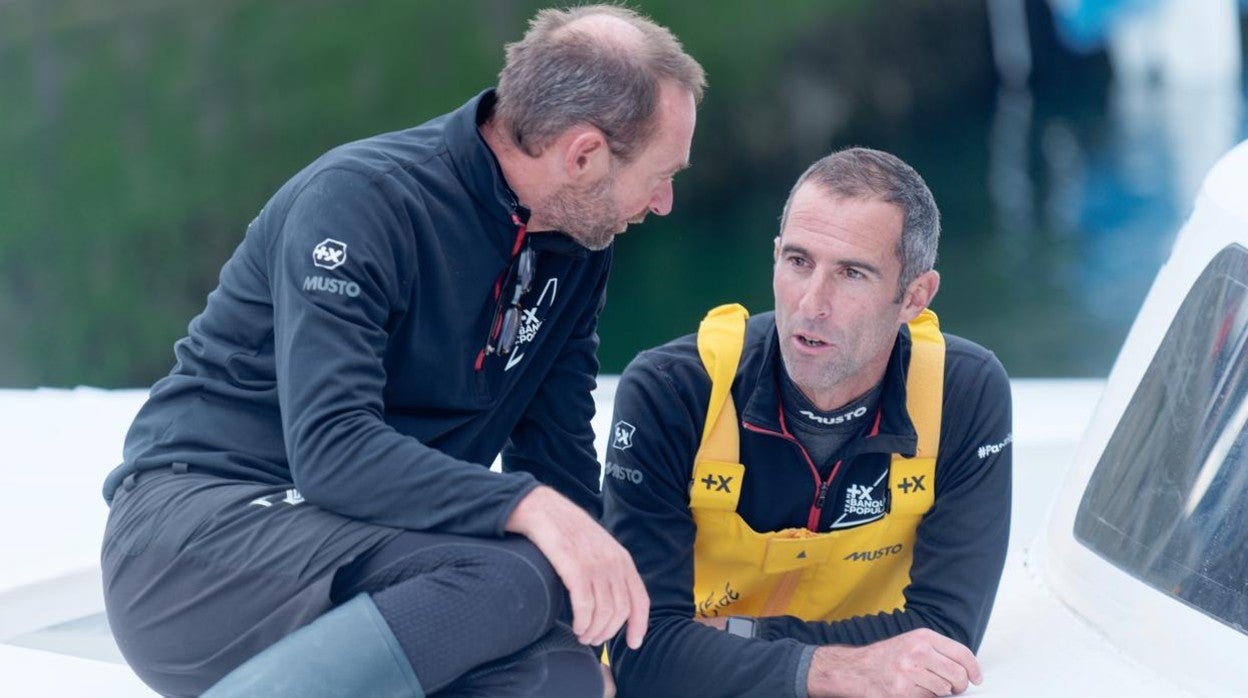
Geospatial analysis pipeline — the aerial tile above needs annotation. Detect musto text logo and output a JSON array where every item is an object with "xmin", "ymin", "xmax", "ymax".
[
  {"xmin": 303, "ymin": 276, "xmax": 361, "ymax": 297},
  {"xmin": 843, "ymin": 544, "xmax": 904, "ymax": 562}
]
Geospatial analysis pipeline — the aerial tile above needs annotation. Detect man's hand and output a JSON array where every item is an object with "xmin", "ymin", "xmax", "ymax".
[
  {"xmin": 806, "ymin": 628, "xmax": 982, "ymax": 698},
  {"xmin": 505, "ymin": 486, "xmax": 650, "ymax": 649}
]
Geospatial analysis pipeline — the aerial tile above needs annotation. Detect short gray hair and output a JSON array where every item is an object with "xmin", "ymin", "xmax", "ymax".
[
  {"xmin": 495, "ymin": 5, "xmax": 706, "ymax": 162},
  {"xmin": 780, "ymin": 147, "xmax": 940, "ymax": 301}
]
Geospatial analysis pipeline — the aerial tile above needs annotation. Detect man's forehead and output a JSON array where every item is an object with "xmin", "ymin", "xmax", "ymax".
[
  {"xmin": 780, "ymin": 188, "xmax": 904, "ymax": 261},
  {"xmin": 787, "ymin": 185, "xmax": 901, "ymax": 225},
  {"xmin": 657, "ymin": 83, "xmax": 696, "ymax": 138},
  {"xmin": 795, "ymin": 182, "xmax": 897, "ymax": 211}
]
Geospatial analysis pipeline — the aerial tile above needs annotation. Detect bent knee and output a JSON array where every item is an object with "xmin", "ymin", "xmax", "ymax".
[{"xmin": 472, "ymin": 539, "xmax": 563, "ymax": 624}]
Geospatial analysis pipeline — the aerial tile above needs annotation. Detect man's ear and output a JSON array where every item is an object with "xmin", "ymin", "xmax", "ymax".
[
  {"xmin": 773, "ymin": 236, "xmax": 781, "ymax": 264},
  {"xmin": 898, "ymin": 270, "xmax": 940, "ymax": 323},
  {"xmin": 561, "ymin": 127, "xmax": 611, "ymax": 183}
]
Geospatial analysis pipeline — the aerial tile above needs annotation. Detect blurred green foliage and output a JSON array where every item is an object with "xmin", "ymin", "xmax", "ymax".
[{"xmin": 0, "ymin": 0, "xmax": 1004, "ymax": 386}]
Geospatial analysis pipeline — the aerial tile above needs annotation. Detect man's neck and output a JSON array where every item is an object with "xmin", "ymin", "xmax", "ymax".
[
  {"xmin": 802, "ymin": 364, "xmax": 889, "ymax": 413},
  {"xmin": 479, "ymin": 118, "xmax": 557, "ymax": 232},
  {"xmin": 783, "ymin": 369, "xmax": 881, "ymax": 423}
]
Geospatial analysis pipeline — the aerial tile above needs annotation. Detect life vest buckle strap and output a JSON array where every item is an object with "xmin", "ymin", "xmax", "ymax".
[{"xmin": 762, "ymin": 533, "xmax": 836, "ymax": 573}]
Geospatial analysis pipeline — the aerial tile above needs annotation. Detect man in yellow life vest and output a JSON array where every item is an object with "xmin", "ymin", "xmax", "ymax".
[{"xmin": 603, "ymin": 148, "xmax": 1012, "ymax": 697}]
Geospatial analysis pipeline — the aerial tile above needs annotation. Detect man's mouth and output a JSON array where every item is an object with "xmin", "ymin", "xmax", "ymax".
[{"xmin": 796, "ymin": 334, "xmax": 827, "ymax": 348}]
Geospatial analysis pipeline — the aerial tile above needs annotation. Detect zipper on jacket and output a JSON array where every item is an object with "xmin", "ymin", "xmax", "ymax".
[
  {"xmin": 814, "ymin": 480, "xmax": 830, "ymax": 511},
  {"xmin": 474, "ymin": 210, "xmax": 529, "ymax": 373},
  {"xmin": 742, "ymin": 419, "xmax": 841, "ymax": 532},
  {"xmin": 742, "ymin": 403, "xmax": 886, "ymax": 531}
]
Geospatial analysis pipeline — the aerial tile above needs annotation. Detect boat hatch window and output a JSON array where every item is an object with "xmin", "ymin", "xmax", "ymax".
[{"xmin": 1075, "ymin": 244, "xmax": 1248, "ymax": 635}]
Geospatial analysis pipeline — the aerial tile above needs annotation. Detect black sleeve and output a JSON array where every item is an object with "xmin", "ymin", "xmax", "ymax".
[
  {"xmin": 603, "ymin": 354, "xmax": 812, "ymax": 698},
  {"xmin": 271, "ymin": 168, "xmax": 538, "ymax": 537},
  {"xmin": 502, "ymin": 249, "xmax": 613, "ymax": 517},
  {"xmin": 755, "ymin": 349, "xmax": 1013, "ymax": 651}
]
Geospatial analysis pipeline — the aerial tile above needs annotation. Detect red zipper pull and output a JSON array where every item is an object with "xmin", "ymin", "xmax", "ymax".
[{"xmin": 510, "ymin": 212, "xmax": 527, "ymax": 255}]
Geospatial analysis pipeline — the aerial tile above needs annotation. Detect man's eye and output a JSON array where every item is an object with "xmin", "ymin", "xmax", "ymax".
[{"xmin": 844, "ymin": 267, "xmax": 864, "ymax": 279}]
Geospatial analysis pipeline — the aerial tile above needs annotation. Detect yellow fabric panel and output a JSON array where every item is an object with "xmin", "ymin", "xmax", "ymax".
[
  {"xmin": 695, "ymin": 304, "xmax": 749, "ymax": 459},
  {"xmin": 905, "ymin": 309, "xmax": 944, "ymax": 458}
]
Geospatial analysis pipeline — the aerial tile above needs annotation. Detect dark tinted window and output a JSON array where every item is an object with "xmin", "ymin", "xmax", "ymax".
[{"xmin": 1075, "ymin": 244, "xmax": 1248, "ymax": 635}]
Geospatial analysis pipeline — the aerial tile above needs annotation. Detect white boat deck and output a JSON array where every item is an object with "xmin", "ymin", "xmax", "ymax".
[
  {"xmin": 2, "ymin": 387, "xmax": 152, "ymax": 694},
  {"xmin": 1, "ymin": 378, "xmax": 1146, "ymax": 696}
]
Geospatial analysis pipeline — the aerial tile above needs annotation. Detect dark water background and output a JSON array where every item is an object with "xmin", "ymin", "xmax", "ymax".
[{"xmin": 2, "ymin": 0, "xmax": 1246, "ymax": 388}]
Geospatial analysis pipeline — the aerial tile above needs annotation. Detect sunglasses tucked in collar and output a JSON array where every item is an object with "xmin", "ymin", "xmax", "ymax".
[{"xmin": 475, "ymin": 212, "xmax": 536, "ymax": 370}]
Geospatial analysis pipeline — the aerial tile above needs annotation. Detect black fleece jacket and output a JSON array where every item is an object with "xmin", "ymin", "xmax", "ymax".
[{"xmin": 106, "ymin": 90, "xmax": 612, "ymax": 538}]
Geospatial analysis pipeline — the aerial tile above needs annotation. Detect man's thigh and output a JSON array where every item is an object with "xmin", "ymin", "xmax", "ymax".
[
  {"xmin": 102, "ymin": 469, "xmax": 397, "ymax": 697},
  {"xmin": 331, "ymin": 527, "xmax": 563, "ymax": 608}
]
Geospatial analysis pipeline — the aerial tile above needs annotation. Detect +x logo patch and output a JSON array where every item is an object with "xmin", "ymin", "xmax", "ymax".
[{"xmin": 701, "ymin": 473, "xmax": 733, "ymax": 492}]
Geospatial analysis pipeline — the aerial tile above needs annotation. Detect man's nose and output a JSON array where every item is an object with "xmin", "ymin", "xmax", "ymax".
[
  {"xmin": 649, "ymin": 179, "xmax": 674, "ymax": 216},
  {"xmin": 798, "ymin": 277, "xmax": 832, "ymax": 317}
]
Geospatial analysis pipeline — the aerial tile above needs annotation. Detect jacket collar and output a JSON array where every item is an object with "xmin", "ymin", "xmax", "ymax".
[
  {"xmin": 444, "ymin": 88, "xmax": 591, "ymax": 260},
  {"xmin": 444, "ymin": 88, "xmax": 524, "ymax": 228},
  {"xmin": 739, "ymin": 320, "xmax": 919, "ymax": 459}
]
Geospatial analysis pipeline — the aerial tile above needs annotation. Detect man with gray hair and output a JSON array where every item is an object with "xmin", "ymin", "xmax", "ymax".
[
  {"xmin": 604, "ymin": 147, "xmax": 1012, "ymax": 696},
  {"xmin": 101, "ymin": 5, "xmax": 703, "ymax": 697}
]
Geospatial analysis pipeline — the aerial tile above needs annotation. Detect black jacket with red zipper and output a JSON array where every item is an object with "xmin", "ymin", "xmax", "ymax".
[{"xmin": 603, "ymin": 311, "xmax": 1012, "ymax": 697}]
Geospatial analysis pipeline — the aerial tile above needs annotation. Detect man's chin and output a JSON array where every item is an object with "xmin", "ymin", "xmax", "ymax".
[{"xmin": 569, "ymin": 228, "xmax": 617, "ymax": 252}]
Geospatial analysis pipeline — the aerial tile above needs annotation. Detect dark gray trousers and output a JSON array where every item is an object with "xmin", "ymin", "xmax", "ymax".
[{"xmin": 102, "ymin": 468, "xmax": 580, "ymax": 697}]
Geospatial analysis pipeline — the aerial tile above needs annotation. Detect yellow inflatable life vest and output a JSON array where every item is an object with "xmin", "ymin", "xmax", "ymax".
[{"xmin": 690, "ymin": 304, "xmax": 945, "ymax": 621}]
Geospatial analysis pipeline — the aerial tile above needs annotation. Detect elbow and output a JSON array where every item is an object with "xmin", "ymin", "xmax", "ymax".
[{"xmin": 284, "ymin": 411, "xmax": 378, "ymax": 511}]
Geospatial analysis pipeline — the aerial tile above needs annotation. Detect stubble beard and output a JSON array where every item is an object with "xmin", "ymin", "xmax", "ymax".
[
  {"xmin": 777, "ymin": 311, "xmax": 901, "ymax": 408},
  {"xmin": 539, "ymin": 175, "xmax": 622, "ymax": 252},
  {"xmin": 778, "ymin": 338, "xmax": 854, "ymax": 402}
]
